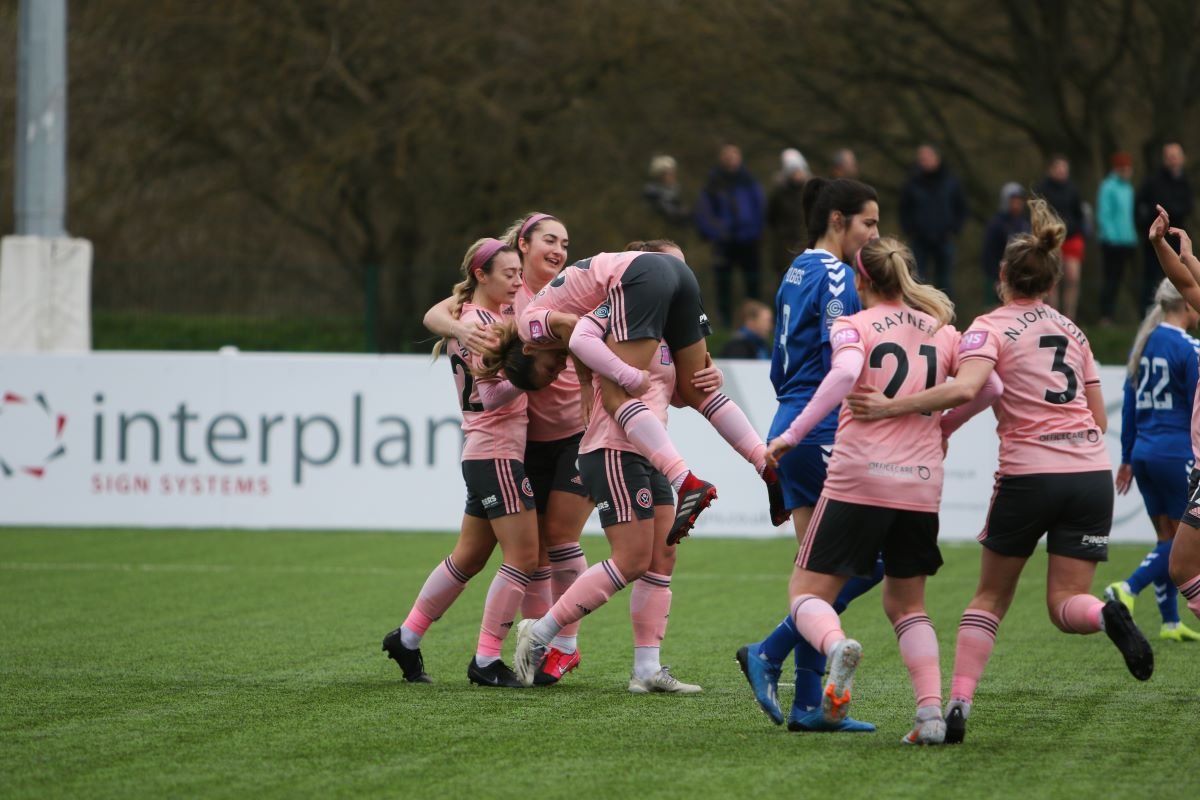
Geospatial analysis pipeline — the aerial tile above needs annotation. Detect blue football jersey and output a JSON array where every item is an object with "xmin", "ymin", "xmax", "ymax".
[
  {"xmin": 768, "ymin": 248, "xmax": 861, "ymax": 444},
  {"xmin": 1121, "ymin": 323, "xmax": 1199, "ymax": 464}
]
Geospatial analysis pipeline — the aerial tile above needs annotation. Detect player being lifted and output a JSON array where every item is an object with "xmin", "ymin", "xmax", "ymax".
[
  {"xmin": 515, "ymin": 245, "xmax": 787, "ymax": 544},
  {"xmin": 849, "ymin": 199, "xmax": 1154, "ymax": 744}
]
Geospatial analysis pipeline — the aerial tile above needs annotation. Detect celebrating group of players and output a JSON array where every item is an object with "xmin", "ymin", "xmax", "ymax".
[{"xmin": 380, "ymin": 178, "xmax": 1200, "ymax": 746}]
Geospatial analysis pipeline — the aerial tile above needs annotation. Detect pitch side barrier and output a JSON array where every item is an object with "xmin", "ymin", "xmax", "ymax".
[{"xmin": 0, "ymin": 352, "xmax": 1150, "ymax": 540}]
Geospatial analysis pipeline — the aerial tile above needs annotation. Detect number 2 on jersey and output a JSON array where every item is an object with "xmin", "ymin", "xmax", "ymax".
[
  {"xmin": 868, "ymin": 343, "xmax": 937, "ymax": 414},
  {"xmin": 450, "ymin": 354, "xmax": 484, "ymax": 412}
]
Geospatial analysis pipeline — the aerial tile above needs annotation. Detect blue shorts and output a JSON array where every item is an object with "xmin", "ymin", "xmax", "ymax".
[
  {"xmin": 776, "ymin": 443, "xmax": 832, "ymax": 511},
  {"xmin": 1132, "ymin": 455, "xmax": 1192, "ymax": 519}
]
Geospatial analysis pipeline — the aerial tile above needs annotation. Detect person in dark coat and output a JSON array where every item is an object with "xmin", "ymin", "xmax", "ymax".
[
  {"xmin": 1136, "ymin": 143, "xmax": 1194, "ymax": 311},
  {"xmin": 695, "ymin": 143, "xmax": 766, "ymax": 328},
  {"xmin": 767, "ymin": 148, "xmax": 811, "ymax": 279},
  {"xmin": 1034, "ymin": 155, "xmax": 1086, "ymax": 319},
  {"xmin": 899, "ymin": 145, "xmax": 967, "ymax": 301},
  {"xmin": 981, "ymin": 182, "xmax": 1030, "ymax": 306}
]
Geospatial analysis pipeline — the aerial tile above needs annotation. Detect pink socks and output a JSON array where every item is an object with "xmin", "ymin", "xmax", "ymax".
[
  {"xmin": 1181, "ymin": 575, "xmax": 1200, "ymax": 619},
  {"xmin": 950, "ymin": 609, "xmax": 1000, "ymax": 703},
  {"xmin": 893, "ymin": 612, "xmax": 941, "ymax": 709},
  {"xmin": 615, "ymin": 400, "xmax": 688, "ymax": 485},
  {"xmin": 699, "ymin": 393, "xmax": 767, "ymax": 473},
  {"xmin": 521, "ymin": 565, "xmax": 552, "ymax": 620},
  {"xmin": 402, "ymin": 556, "xmax": 472, "ymax": 642},
  {"xmin": 1052, "ymin": 594, "xmax": 1103, "ymax": 634},
  {"xmin": 477, "ymin": 564, "xmax": 529, "ymax": 659},
  {"xmin": 533, "ymin": 559, "xmax": 628, "ymax": 644},
  {"xmin": 630, "ymin": 572, "xmax": 672, "ymax": 648},
  {"xmin": 548, "ymin": 543, "xmax": 588, "ymax": 640},
  {"xmin": 790, "ymin": 594, "xmax": 845, "ymax": 655}
]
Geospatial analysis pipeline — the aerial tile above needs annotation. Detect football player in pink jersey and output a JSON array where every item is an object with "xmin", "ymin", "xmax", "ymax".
[
  {"xmin": 491, "ymin": 240, "xmax": 720, "ymax": 691},
  {"xmin": 517, "ymin": 246, "xmax": 786, "ymax": 545},
  {"xmin": 426, "ymin": 213, "xmax": 594, "ymax": 686},
  {"xmin": 757, "ymin": 238, "xmax": 979, "ymax": 745},
  {"xmin": 382, "ymin": 238, "xmax": 567, "ymax": 688},
  {"xmin": 849, "ymin": 199, "xmax": 1155, "ymax": 744},
  {"xmin": 1145, "ymin": 204, "xmax": 1200, "ymax": 649}
]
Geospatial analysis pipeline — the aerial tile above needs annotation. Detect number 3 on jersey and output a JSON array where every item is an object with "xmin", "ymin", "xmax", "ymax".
[
  {"xmin": 1039, "ymin": 335, "xmax": 1077, "ymax": 405},
  {"xmin": 868, "ymin": 342, "xmax": 937, "ymax": 414}
]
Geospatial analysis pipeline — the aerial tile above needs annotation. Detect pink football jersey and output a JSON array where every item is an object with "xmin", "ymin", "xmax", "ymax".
[
  {"xmin": 454, "ymin": 301, "xmax": 528, "ymax": 461},
  {"xmin": 517, "ymin": 252, "xmax": 642, "ymax": 345},
  {"xmin": 579, "ymin": 329, "xmax": 676, "ymax": 456},
  {"xmin": 959, "ymin": 300, "xmax": 1108, "ymax": 475},
  {"xmin": 822, "ymin": 303, "xmax": 960, "ymax": 513},
  {"xmin": 514, "ymin": 284, "xmax": 586, "ymax": 442}
]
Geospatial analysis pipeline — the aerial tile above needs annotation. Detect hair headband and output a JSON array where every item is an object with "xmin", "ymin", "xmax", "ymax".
[
  {"xmin": 853, "ymin": 247, "xmax": 871, "ymax": 283},
  {"xmin": 470, "ymin": 238, "xmax": 508, "ymax": 275},
  {"xmin": 520, "ymin": 213, "xmax": 554, "ymax": 240}
]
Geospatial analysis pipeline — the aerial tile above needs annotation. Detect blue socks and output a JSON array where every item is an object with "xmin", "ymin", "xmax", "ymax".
[
  {"xmin": 756, "ymin": 558, "xmax": 885, "ymax": 712},
  {"xmin": 1127, "ymin": 540, "xmax": 1172, "ymax": 595},
  {"xmin": 1154, "ymin": 578, "xmax": 1181, "ymax": 624}
]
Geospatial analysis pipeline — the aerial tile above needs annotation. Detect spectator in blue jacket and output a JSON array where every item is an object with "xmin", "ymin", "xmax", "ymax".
[
  {"xmin": 695, "ymin": 143, "xmax": 766, "ymax": 328},
  {"xmin": 981, "ymin": 182, "xmax": 1030, "ymax": 306},
  {"xmin": 1097, "ymin": 151, "xmax": 1138, "ymax": 325},
  {"xmin": 899, "ymin": 144, "xmax": 967, "ymax": 301}
]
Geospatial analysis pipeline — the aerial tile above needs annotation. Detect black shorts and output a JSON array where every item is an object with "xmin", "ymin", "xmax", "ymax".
[
  {"xmin": 605, "ymin": 252, "xmax": 711, "ymax": 350},
  {"xmin": 578, "ymin": 449, "xmax": 673, "ymax": 529},
  {"xmin": 796, "ymin": 495, "xmax": 942, "ymax": 579},
  {"xmin": 979, "ymin": 471, "xmax": 1112, "ymax": 561},
  {"xmin": 462, "ymin": 459, "xmax": 537, "ymax": 520},
  {"xmin": 1183, "ymin": 468, "xmax": 1200, "ymax": 528},
  {"xmin": 524, "ymin": 432, "xmax": 589, "ymax": 513}
]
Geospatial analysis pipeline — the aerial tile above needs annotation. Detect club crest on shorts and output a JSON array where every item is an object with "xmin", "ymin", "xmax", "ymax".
[
  {"xmin": 594, "ymin": 303, "xmax": 611, "ymax": 319},
  {"xmin": 636, "ymin": 488, "xmax": 653, "ymax": 508},
  {"xmin": 521, "ymin": 478, "xmax": 534, "ymax": 497}
]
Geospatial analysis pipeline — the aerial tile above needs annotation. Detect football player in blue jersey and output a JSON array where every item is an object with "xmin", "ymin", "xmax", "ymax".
[
  {"xmin": 736, "ymin": 177, "xmax": 888, "ymax": 731},
  {"xmin": 1108, "ymin": 278, "xmax": 1200, "ymax": 641}
]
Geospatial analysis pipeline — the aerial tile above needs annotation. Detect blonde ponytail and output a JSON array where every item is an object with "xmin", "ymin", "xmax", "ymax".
[
  {"xmin": 857, "ymin": 238, "xmax": 954, "ymax": 326},
  {"xmin": 1127, "ymin": 279, "xmax": 1187, "ymax": 378}
]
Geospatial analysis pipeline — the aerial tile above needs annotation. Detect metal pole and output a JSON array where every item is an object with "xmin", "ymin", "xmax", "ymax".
[{"xmin": 15, "ymin": 0, "xmax": 67, "ymax": 237}]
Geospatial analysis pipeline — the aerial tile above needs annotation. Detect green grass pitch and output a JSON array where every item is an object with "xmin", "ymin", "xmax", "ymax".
[{"xmin": 1, "ymin": 529, "xmax": 1195, "ymax": 799}]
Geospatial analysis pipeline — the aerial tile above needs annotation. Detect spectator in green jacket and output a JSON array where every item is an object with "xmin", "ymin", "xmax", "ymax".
[{"xmin": 1097, "ymin": 151, "xmax": 1138, "ymax": 325}]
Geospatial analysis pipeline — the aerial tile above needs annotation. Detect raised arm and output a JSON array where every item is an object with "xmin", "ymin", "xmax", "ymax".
[{"xmin": 1150, "ymin": 205, "xmax": 1200, "ymax": 314}]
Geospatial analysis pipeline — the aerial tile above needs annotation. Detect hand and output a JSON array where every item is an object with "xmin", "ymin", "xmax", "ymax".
[
  {"xmin": 625, "ymin": 369, "xmax": 653, "ymax": 397},
  {"xmin": 1115, "ymin": 463, "xmax": 1133, "ymax": 495},
  {"xmin": 692, "ymin": 361, "xmax": 724, "ymax": 393},
  {"xmin": 764, "ymin": 437, "xmax": 792, "ymax": 469},
  {"xmin": 1170, "ymin": 226, "xmax": 1194, "ymax": 260},
  {"xmin": 454, "ymin": 318, "xmax": 498, "ymax": 354},
  {"xmin": 846, "ymin": 385, "xmax": 895, "ymax": 420},
  {"xmin": 1148, "ymin": 205, "xmax": 1170, "ymax": 243}
]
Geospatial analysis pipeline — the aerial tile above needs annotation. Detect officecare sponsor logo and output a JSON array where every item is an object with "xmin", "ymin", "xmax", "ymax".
[
  {"xmin": 867, "ymin": 461, "xmax": 931, "ymax": 481},
  {"xmin": 1, "ymin": 389, "xmax": 464, "ymax": 498},
  {"xmin": 0, "ymin": 392, "xmax": 68, "ymax": 478}
]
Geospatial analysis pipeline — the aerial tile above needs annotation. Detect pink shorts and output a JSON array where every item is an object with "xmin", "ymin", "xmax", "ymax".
[{"xmin": 1061, "ymin": 234, "xmax": 1085, "ymax": 262}]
